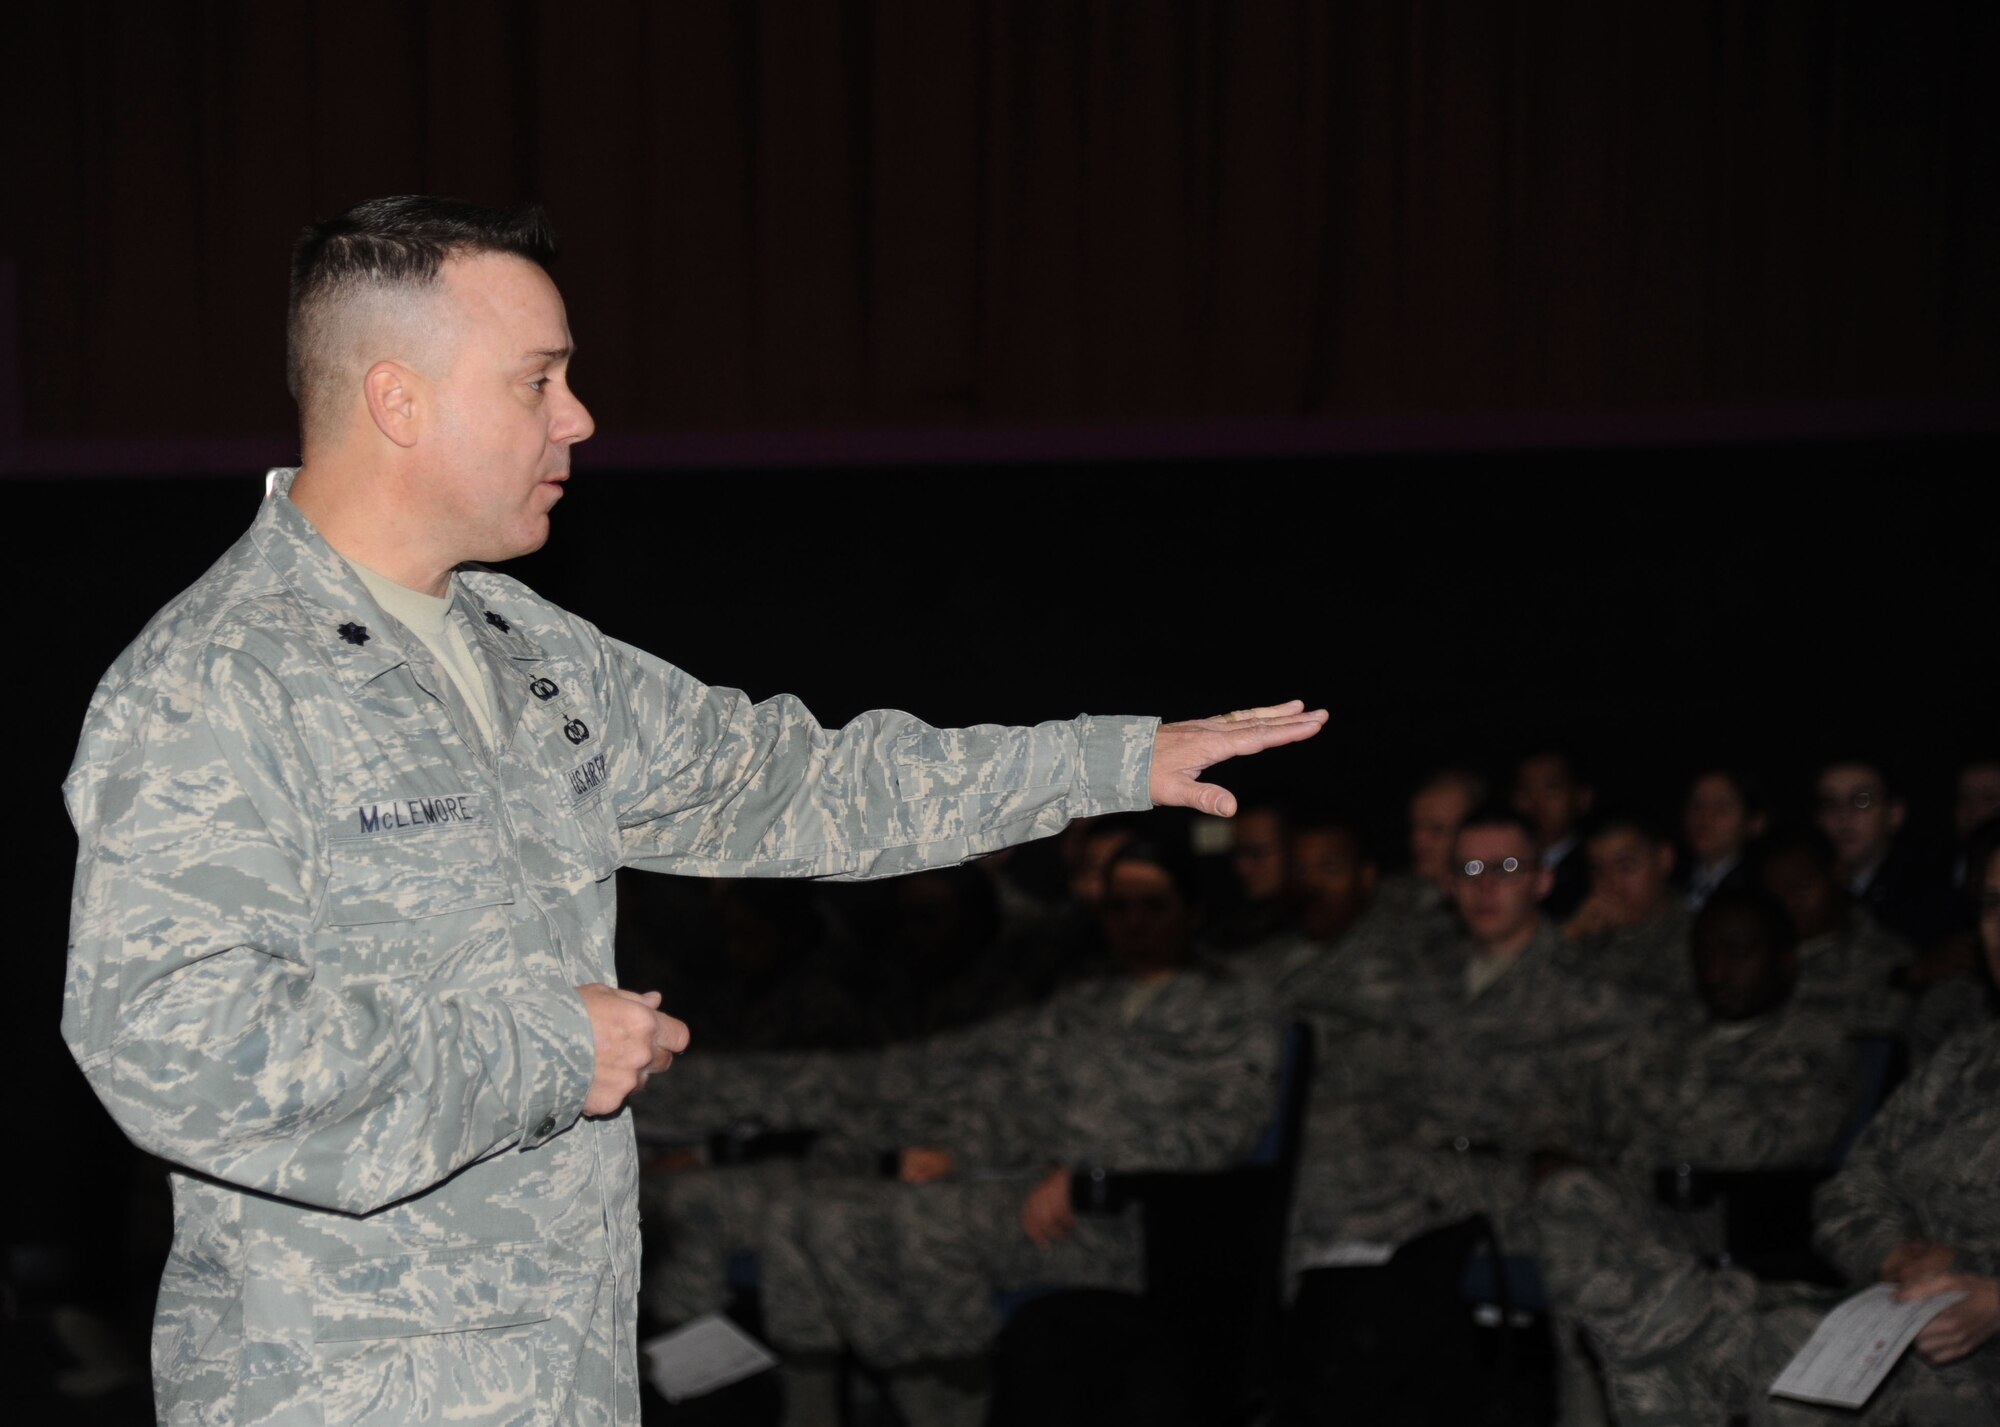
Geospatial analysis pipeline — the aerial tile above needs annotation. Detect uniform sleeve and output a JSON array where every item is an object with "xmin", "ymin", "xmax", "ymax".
[
  {"xmin": 62, "ymin": 644, "xmax": 596, "ymax": 1216},
  {"xmin": 1810, "ymin": 1035, "xmax": 1960, "ymax": 1283},
  {"xmin": 596, "ymin": 637, "xmax": 1157, "ymax": 880}
]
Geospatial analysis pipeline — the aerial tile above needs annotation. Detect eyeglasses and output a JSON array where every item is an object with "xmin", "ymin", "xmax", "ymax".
[{"xmin": 1455, "ymin": 857, "xmax": 1529, "ymax": 879}]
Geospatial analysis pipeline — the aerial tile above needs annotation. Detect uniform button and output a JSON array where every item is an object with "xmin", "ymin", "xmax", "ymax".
[{"xmin": 535, "ymin": 1117, "xmax": 557, "ymax": 1138}]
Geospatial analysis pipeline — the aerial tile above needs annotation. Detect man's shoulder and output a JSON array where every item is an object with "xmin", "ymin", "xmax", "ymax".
[{"xmin": 86, "ymin": 524, "xmax": 301, "ymax": 708}]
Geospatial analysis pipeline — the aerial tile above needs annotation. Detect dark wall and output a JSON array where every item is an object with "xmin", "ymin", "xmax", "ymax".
[{"xmin": 5, "ymin": 1, "xmax": 1998, "ymax": 446}]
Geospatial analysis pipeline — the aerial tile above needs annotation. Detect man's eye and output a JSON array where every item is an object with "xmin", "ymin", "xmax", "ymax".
[{"xmin": 528, "ymin": 377, "xmax": 548, "ymax": 393}]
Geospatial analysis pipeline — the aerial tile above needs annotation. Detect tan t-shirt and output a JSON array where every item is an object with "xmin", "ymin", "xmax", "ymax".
[{"xmin": 350, "ymin": 562, "xmax": 501, "ymax": 754}]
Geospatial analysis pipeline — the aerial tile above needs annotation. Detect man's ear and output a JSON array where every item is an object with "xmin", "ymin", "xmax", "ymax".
[
  {"xmin": 1888, "ymin": 799, "xmax": 1907, "ymax": 836},
  {"xmin": 1658, "ymin": 844, "xmax": 1677, "ymax": 879},
  {"xmin": 363, "ymin": 361, "xmax": 422, "ymax": 448}
]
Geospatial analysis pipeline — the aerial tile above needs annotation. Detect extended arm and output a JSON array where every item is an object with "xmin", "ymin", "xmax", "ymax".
[{"xmin": 599, "ymin": 632, "xmax": 1323, "ymax": 877}]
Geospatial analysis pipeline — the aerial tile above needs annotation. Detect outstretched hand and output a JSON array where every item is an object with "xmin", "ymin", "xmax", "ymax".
[{"xmin": 1148, "ymin": 701, "xmax": 1328, "ymax": 818}]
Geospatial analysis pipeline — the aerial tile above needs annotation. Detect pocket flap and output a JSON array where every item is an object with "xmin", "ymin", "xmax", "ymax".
[
  {"xmin": 313, "ymin": 1243, "xmax": 551, "ymax": 1343},
  {"xmin": 325, "ymin": 823, "xmax": 512, "ymax": 926}
]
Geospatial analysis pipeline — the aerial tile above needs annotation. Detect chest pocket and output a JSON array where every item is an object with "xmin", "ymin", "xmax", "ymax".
[{"xmin": 323, "ymin": 825, "xmax": 514, "ymax": 927}]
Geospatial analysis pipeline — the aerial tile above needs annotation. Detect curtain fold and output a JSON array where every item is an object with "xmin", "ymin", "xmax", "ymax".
[{"xmin": 3, "ymin": 0, "xmax": 1993, "ymax": 442}]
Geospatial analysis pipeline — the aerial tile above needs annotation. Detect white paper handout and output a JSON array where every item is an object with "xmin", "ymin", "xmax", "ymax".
[
  {"xmin": 1768, "ymin": 1281, "xmax": 1967, "ymax": 1408},
  {"xmin": 641, "ymin": 1312, "xmax": 780, "ymax": 1403}
]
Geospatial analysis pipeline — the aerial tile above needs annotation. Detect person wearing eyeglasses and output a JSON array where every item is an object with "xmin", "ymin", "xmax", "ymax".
[
  {"xmin": 1815, "ymin": 758, "xmax": 1957, "ymax": 948},
  {"xmin": 1533, "ymin": 842, "xmax": 2000, "ymax": 1427},
  {"xmin": 1759, "ymin": 827, "xmax": 1913, "ymax": 1042},
  {"xmin": 1279, "ymin": 805, "xmax": 1637, "ymax": 1273}
]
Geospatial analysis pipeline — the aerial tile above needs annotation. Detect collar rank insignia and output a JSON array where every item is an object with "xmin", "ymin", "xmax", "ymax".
[
  {"xmin": 484, "ymin": 609, "xmax": 512, "ymax": 633},
  {"xmin": 338, "ymin": 622, "xmax": 371, "ymax": 646}
]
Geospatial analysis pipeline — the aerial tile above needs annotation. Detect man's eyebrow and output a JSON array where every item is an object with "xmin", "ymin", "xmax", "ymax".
[{"xmin": 525, "ymin": 345, "xmax": 574, "ymax": 362}]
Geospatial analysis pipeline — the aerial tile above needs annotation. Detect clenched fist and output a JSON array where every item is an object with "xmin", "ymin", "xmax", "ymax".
[{"xmin": 577, "ymin": 984, "xmax": 690, "ymax": 1116}]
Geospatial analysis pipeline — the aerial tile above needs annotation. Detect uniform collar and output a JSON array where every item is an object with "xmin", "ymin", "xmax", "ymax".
[
  {"xmin": 251, "ymin": 468, "xmax": 417, "ymax": 691},
  {"xmin": 251, "ymin": 467, "xmax": 551, "ymax": 694}
]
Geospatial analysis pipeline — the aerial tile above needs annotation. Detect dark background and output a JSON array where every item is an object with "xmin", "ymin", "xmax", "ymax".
[{"xmin": 2, "ymin": 2, "xmax": 1997, "ymax": 1406}]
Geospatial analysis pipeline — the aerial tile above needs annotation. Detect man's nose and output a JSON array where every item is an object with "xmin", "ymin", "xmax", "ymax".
[{"xmin": 556, "ymin": 390, "xmax": 596, "ymax": 445}]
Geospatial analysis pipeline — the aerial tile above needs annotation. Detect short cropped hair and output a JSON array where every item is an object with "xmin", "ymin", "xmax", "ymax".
[
  {"xmin": 286, "ymin": 196, "xmax": 558, "ymax": 437},
  {"xmin": 1585, "ymin": 807, "xmax": 1671, "ymax": 847},
  {"xmin": 1456, "ymin": 801, "xmax": 1543, "ymax": 859}
]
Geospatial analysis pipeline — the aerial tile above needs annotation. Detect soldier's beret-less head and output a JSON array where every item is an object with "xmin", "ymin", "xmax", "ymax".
[{"xmin": 286, "ymin": 196, "xmax": 558, "ymax": 444}]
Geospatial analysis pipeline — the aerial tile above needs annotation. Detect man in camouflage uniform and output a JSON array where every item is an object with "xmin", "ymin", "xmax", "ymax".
[
  {"xmin": 1760, "ymin": 828, "xmax": 1912, "ymax": 1038},
  {"xmin": 1535, "ymin": 844, "xmax": 2000, "ymax": 1425},
  {"xmin": 60, "ymin": 196, "xmax": 1323, "ymax": 1426},
  {"xmin": 1372, "ymin": 765, "xmax": 1487, "ymax": 928},
  {"xmin": 741, "ymin": 840, "xmax": 1278, "ymax": 1423},
  {"xmin": 1559, "ymin": 812, "xmax": 1696, "ymax": 1012},
  {"xmin": 1287, "ymin": 806, "xmax": 1636, "ymax": 1263},
  {"xmin": 1559, "ymin": 888, "xmax": 1854, "ymax": 1189}
]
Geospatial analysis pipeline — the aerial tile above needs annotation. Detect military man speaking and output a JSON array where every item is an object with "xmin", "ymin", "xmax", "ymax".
[{"xmin": 60, "ymin": 197, "xmax": 1325, "ymax": 1425}]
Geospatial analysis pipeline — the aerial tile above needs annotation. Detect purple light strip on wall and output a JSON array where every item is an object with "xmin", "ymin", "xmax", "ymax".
[{"xmin": 1, "ymin": 404, "xmax": 1994, "ymax": 477}]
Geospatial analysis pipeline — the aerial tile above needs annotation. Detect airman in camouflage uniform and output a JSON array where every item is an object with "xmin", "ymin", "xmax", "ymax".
[
  {"xmin": 1561, "ymin": 889, "xmax": 1856, "ymax": 1186},
  {"xmin": 1557, "ymin": 815, "xmax": 1697, "ymax": 1012},
  {"xmin": 754, "ymin": 960, "xmax": 1278, "ymax": 1366},
  {"xmin": 720, "ymin": 841, "xmax": 1280, "ymax": 1425},
  {"xmin": 1287, "ymin": 809, "xmax": 1639, "ymax": 1265},
  {"xmin": 1761, "ymin": 829, "xmax": 1914, "ymax": 1038},
  {"xmin": 61, "ymin": 198, "xmax": 1325, "ymax": 1426},
  {"xmin": 1540, "ymin": 1021, "xmax": 2000, "ymax": 1424}
]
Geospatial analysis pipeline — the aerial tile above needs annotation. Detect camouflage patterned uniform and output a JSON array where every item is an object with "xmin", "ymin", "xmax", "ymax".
[
  {"xmin": 754, "ymin": 965, "xmax": 1279, "ymax": 1369},
  {"xmin": 1795, "ymin": 909, "xmax": 1911, "ymax": 1037},
  {"xmin": 1557, "ymin": 902, "xmax": 1697, "ymax": 1013},
  {"xmin": 1537, "ymin": 1023, "xmax": 2000, "ymax": 1425},
  {"xmin": 61, "ymin": 472, "xmax": 1157, "ymax": 1426},
  {"xmin": 1570, "ymin": 999, "xmax": 1856, "ymax": 1182},
  {"xmin": 1288, "ymin": 919, "xmax": 1637, "ymax": 1260}
]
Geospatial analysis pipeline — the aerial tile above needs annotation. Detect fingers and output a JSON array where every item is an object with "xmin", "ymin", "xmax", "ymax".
[
  {"xmin": 579, "ymin": 983, "xmax": 691, "ymax": 1114},
  {"xmin": 1894, "ymin": 1273, "xmax": 1961, "ymax": 1301},
  {"xmin": 1913, "ymin": 1305, "xmax": 1976, "ymax": 1364},
  {"xmin": 654, "ymin": 1010, "xmax": 691, "ymax": 1055},
  {"xmin": 1218, "ymin": 700, "xmax": 1306, "ymax": 721}
]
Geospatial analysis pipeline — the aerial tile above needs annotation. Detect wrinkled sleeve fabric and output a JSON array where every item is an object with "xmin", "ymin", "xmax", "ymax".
[
  {"xmin": 62, "ymin": 642, "xmax": 594, "ymax": 1216},
  {"xmin": 1811, "ymin": 1037, "xmax": 1951, "ymax": 1283},
  {"xmin": 595, "ymin": 635, "xmax": 1157, "ymax": 880}
]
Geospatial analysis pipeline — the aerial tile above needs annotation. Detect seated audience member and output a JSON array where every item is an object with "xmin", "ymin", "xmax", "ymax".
[
  {"xmin": 1815, "ymin": 757, "xmax": 1954, "ymax": 948},
  {"xmin": 1208, "ymin": 801, "xmax": 1297, "ymax": 953},
  {"xmin": 1514, "ymin": 749, "xmax": 1597, "ymax": 922},
  {"xmin": 685, "ymin": 878, "xmax": 876, "ymax": 1051},
  {"xmin": 1555, "ymin": 887, "xmax": 1853, "ymax": 1199},
  {"xmin": 1759, "ymin": 827, "xmax": 1911, "ymax": 1039},
  {"xmin": 657, "ymin": 834, "xmax": 1278, "ymax": 1425},
  {"xmin": 1533, "ymin": 840, "xmax": 2000, "ymax": 1425},
  {"xmin": 1953, "ymin": 761, "xmax": 2000, "ymax": 891},
  {"xmin": 1682, "ymin": 766, "xmax": 1770, "ymax": 911},
  {"xmin": 867, "ymin": 866, "xmax": 1040, "ymax": 1045},
  {"xmin": 1561, "ymin": 810, "xmax": 1696, "ymax": 1011},
  {"xmin": 1235, "ymin": 811, "xmax": 1381, "ymax": 991},
  {"xmin": 1006, "ymin": 812, "xmax": 1146, "ymax": 997},
  {"xmin": 1900, "ymin": 817, "xmax": 2000, "ymax": 1060},
  {"xmin": 1285, "ymin": 804, "xmax": 1635, "ymax": 1265},
  {"xmin": 1375, "ymin": 766, "xmax": 1489, "ymax": 923}
]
